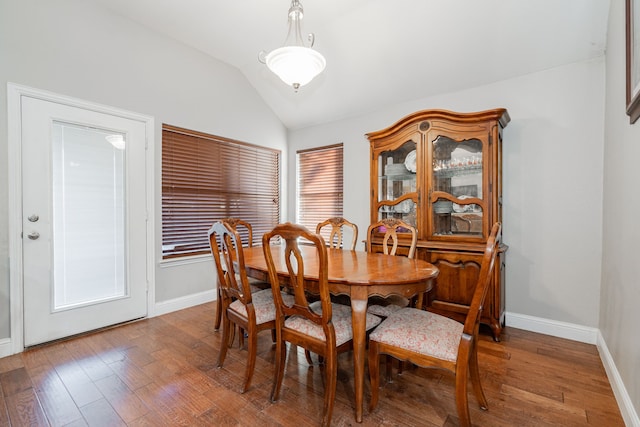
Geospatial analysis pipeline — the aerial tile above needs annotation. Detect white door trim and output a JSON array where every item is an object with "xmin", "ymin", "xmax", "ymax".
[{"xmin": 7, "ymin": 83, "xmax": 156, "ymax": 354}]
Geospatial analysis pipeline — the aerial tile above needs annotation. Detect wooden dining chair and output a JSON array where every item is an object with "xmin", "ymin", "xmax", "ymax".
[
  {"xmin": 208, "ymin": 220, "xmax": 292, "ymax": 393},
  {"xmin": 262, "ymin": 223, "xmax": 381, "ymax": 427},
  {"xmin": 309, "ymin": 216, "xmax": 360, "ymax": 363},
  {"xmin": 316, "ymin": 216, "xmax": 359, "ymax": 250},
  {"xmin": 368, "ymin": 222, "xmax": 502, "ymax": 427},
  {"xmin": 213, "ymin": 217, "xmax": 269, "ymax": 331},
  {"xmin": 365, "ymin": 218, "xmax": 419, "ymax": 318}
]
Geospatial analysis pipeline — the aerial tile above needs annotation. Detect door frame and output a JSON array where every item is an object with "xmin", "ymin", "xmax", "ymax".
[{"xmin": 7, "ymin": 83, "xmax": 156, "ymax": 354}]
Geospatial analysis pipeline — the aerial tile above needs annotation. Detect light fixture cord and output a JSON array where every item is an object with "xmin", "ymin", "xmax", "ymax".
[{"xmin": 284, "ymin": 0, "xmax": 310, "ymax": 48}]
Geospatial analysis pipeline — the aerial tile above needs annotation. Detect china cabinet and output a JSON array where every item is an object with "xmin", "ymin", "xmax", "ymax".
[{"xmin": 366, "ymin": 108, "xmax": 509, "ymax": 340}]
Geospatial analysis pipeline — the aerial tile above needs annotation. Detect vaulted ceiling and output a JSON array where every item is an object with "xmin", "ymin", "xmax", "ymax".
[{"xmin": 90, "ymin": 0, "xmax": 609, "ymax": 129}]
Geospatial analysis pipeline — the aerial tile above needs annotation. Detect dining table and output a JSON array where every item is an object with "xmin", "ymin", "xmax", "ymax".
[{"xmin": 241, "ymin": 245, "xmax": 439, "ymax": 423}]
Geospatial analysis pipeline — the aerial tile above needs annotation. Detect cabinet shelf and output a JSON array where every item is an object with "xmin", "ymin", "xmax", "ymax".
[
  {"xmin": 433, "ymin": 164, "xmax": 482, "ymax": 178},
  {"xmin": 379, "ymin": 173, "xmax": 416, "ymax": 181}
]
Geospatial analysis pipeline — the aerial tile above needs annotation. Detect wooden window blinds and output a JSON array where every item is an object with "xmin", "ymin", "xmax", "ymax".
[
  {"xmin": 297, "ymin": 144, "xmax": 344, "ymax": 235},
  {"xmin": 162, "ymin": 124, "xmax": 280, "ymax": 258}
]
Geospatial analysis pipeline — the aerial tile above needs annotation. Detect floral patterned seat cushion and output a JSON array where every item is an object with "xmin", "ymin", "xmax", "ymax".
[
  {"xmin": 366, "ymin": 303, "xmax": 403, "ymax": 318},
  {"xmin": 285, "ymin": 301, "xmax": 382, "ymax": 347},
  {"xmin": 229, "ymin": 289, "xmax": 294, "ymax": 325},
  {"xmin": 369, "ymin": 307, "xmax": 463, "ymax": 362},
  {"xmin": 367, "ymin": 295, "xmax": 410, "ymax": 318}
]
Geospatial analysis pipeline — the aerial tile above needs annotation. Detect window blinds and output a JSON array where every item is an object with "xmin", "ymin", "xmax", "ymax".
[
  {"xmin": 297, "ymin": 144, "xmax": 344, "ymax": 234},
  {"xmin": 162, "ymin": 124, "xmax": 280, "ymax": 258}
]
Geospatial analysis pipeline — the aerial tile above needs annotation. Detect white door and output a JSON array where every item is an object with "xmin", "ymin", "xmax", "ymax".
[{"xmin": 22, "ymin": 96, "xmax": 148, "ymax": 346}]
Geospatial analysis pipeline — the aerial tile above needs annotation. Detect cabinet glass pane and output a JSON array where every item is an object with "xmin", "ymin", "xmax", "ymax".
[
  {"xmin": 433, "ymin": 198, "xmax": 484, "ymax": 236},
  {"xmin": 377, "ymin": 197, "xmax": 417, "ymax": 225},
  {"xmin": 378, "ymin": 140, "xmax": 417, "ymax": 226},
  {"xmin": 432, "ymin": 135, "xmax": 483, "ymax": 236}
]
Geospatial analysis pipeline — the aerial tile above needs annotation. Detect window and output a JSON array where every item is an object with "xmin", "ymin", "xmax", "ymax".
[
  {"xmin": 162, "ymin": 124, "xmax": 280, "ymax": 259},
  {"xmin": 297, "ymin": 144, "xmax": 344, "ymax": 235}
]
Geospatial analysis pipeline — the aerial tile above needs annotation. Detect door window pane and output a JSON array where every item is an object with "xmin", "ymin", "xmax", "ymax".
[{"xmin": 52, "ymin": 122, "xmax": 126, "ymax": 310}]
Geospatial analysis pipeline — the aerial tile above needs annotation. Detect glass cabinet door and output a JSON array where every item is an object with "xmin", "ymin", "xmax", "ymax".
[
  {"xmin": 430, "ymin": 135, "xmax": 484, "ymax": 237},
  {"xmin": 377, "ymin": 140, "xmax": 417, "ymax": 227}
]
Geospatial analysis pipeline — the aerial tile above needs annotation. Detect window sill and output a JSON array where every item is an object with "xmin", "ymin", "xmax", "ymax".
[{"xmin": 159, "ymin": 253, "xmax": 211, "ymax": 268}]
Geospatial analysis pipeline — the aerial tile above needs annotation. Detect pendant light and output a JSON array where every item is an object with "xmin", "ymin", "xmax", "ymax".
[{"xmin": 259, "ymin": 0, "xmax": 326, "ymax": 92}]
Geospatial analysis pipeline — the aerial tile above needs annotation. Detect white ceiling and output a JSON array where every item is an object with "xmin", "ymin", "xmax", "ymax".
[{"xmin": 90, "ymin": 0, "xmax": 609, "ymax": 130}]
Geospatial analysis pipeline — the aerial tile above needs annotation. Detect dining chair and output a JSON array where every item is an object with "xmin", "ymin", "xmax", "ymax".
[
  {"xmin": 365, "ymin": 218, "xmax": 419, "ymax": 318},
  {"xmin": 208, "ymin": 220, "xmax": 293, "ymax": 393},
  {"xmin": 316, "ymin": 216, "xmax": 359, "ymax": 250},
  {"xmin": 262, "ymin": 223, "xmax": 381, "ymax": 427},
  {"xmin": 213, "ymin": 217, "xmax": 269, "ymax": 331},
  {"xmin": 368, "ymin": 222, "xmax": 502, "ymax": 427},
  {"xmin": 307, "ymin": 216, "xmax": 360, "ymax": 363}
]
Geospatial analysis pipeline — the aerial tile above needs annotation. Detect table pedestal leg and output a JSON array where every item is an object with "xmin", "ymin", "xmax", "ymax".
[{"xmin": 350, "ymin": 289, "xmax": 368, "ymax": 423}]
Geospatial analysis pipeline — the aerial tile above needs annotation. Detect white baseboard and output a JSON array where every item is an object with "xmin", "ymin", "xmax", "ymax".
[
  {"xmin": 0, "ymin": 291, "xmax": 217, "ymax": 359},
  {"xmin": 0, "ymin": 339, "xmax": 12, "ymax": 359},
  {"xmin": 505, "ymin": 311, "xmax": 598, "ymax": 344},
  {"xmin": 506, "ymin": 311, "xmax": 639, "ymax": 426},
  {"xmin": 596, "ymin": 330, "xmax": 640, "ymax": 427},
  {"xmin": 153, "ymin": 289, "xmax": 216, "ymax": 317}
]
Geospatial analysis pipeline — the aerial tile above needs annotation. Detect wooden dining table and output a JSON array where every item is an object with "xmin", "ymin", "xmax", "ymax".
[{"xmin": 241, "ymin": 245, "xmax": 439, "ymax": 423}]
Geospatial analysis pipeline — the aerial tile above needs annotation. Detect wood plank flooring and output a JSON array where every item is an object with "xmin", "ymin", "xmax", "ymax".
[{"xmin": 0, "ymin": 302, "xmax": 625, "ymax": 426}]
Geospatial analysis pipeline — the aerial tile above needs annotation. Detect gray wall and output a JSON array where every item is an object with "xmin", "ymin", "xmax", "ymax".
[
  {"xmin": 289, "ymin": 58, "xmax": 605, "ymax": 329},
  {"xmin": 602, "ymin": 0, "xmax": 640, "ymax": 419},
  {"xmin": 0, "ymin": 0, "xmax": 287, "ymax": 340}
]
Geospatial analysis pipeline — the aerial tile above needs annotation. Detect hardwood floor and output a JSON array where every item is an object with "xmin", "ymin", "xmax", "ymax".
[{"xmin": 0, "ymin": 302, "xmax": 625, "ymax": 426}]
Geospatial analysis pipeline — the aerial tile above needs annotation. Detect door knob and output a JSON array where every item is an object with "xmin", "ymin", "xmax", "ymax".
[
  {"xmin": 28, "ymin": 214, "xmax": 39, "ymax": 222},
  {"xmin": 27, "ymin": 232, "xmax": 40, "ymax": 240}
]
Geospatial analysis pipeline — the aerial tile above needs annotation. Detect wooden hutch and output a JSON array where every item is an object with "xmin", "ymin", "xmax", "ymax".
[{"xmin": 366, "ymin": 108, "xmax": 509, "ymax": 340}]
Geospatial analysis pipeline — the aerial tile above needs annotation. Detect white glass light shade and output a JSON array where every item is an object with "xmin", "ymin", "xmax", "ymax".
[
  {"xmin": 260, "ymin": 0, "xmax": 326, "ymax": 91},
  {"xmin": 265, "ymin": 46, "xmax": 326, "ymax": 89}
]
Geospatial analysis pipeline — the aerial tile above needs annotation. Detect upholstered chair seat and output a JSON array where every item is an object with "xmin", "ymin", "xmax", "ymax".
[
  {"xmin": 369, "ymin": 308, "xmax": 463, "ymax": 362},
  {"xmin": 286, "ymin": 301, "xmax": 381, "ymax": 346}
]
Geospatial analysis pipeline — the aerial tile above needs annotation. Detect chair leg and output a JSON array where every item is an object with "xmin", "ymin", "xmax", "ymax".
[
  {"xmin": 242, "ymin": 325, "xmax": 257, "ymax": 394},
  {"xmin": 214, "ymin": 288, "xmax": 222, "ymax": 331},
  {"xmin": 469, "ymin": 340, "xmax": 488, "ymax": 410},
  {"xmin": 217, "ymin": 315, "xmax": 231, "ymax": 368},
  {"xmin": 321, "ymin": 348, "xmax": 338, "ymax": 427},
  {"xmin": 229, "ymin": 325, "xmax": 236, "ymax": 347},
  {"xmin": 455, "ymin": 363, "xmax": 471, "ymax": 427},
  {"xmin": 271, "ymin": 332, "xmax": 286, "ymax": 402},
  {"xmin": 238, "ymin": 327, "xmax": 245, "ymax": 348},
  {"xmin": 385, "ymin": 355, "xmax": 393, "ymax": 382},
  {"xmin": 368, "ymin": 341, "xmax": 381, "ymax": 412}
]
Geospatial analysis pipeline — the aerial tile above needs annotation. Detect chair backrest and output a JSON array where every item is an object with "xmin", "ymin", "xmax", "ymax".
[
  {"xmin": 316, "ymin": 217, "xmax": 359, "ymax": 250},
  {"xmin": 208, "ymin": 220, "xmax": 253, "ymax": 304},
  {"xmin": 462, "ymin": 222, "xmax": 502, "ymax": 338},
  {"xmin": 262, "ymin": 223, "xmax": 334, "ymax": 343},
  {"xmin": 222, "ymin": 217, "xmax": 255, "ymax": 247},
  {"xmin": 366, "ymin": 218, "xmax": 418, "ymax": 259}
]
